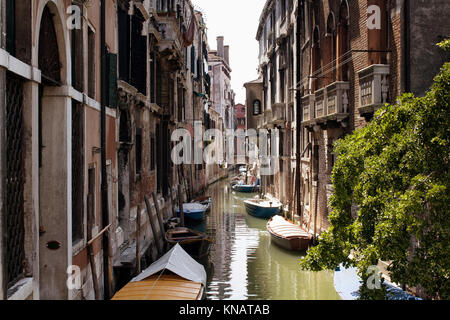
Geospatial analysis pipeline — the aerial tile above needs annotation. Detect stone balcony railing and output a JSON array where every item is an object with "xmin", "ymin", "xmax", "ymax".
[
  {"xmin": 324, "ymin": 81, "xmax": 350, "ymax": 120},
  {"xmin": 314, "ymin": 88, "xmax": 326, "ymax": 118},
  {"xmin": 271, "ymin": 103, "xmax": 286, "ymax": 125},
  {"xmin": 358, "ymin": 64, "xmax": 390, "ymax": 115},
  {"xmin": 302, "ymin": 82, "xmax": 350, "ymax": 127},
  {"xmin": 301, "ymin": 94, "xmax": 315, "ymax": 123}
]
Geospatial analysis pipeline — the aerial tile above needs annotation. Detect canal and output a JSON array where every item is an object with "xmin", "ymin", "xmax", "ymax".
[{"xmin": 186, "ymin": 179, "xmax": 341, "ymax": 300}]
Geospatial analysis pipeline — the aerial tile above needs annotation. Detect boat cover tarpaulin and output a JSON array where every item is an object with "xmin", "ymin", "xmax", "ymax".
[
  {"xmin": 131, "ymin": 244, "xmax": 207, "ymax": 287},
  {"xmin": 177, "ymin": 203, "xmax": 208, "ymax": 212},
  {"xmin": 268, "ymin": 216, "xmax": 311, "ymax": 238}
]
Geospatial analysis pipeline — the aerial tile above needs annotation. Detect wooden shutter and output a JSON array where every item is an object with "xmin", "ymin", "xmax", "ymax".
[{"xmin": 107, "ymin": 52, "xmax": 118, "ymax": 108}]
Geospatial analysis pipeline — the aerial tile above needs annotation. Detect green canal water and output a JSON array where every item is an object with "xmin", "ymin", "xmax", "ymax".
[{"xmin": 187, "ymin": 179, "xmax": 341, "ymax": 300}]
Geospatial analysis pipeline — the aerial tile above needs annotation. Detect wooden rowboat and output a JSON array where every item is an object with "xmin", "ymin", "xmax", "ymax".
[
  {"xmin": 112, "ymin": 244, "xmax": 206, "ymax": 300},
  {"xmin": 166, "ymin": 227, "xmax": 212, "ymax": 260},
  {"xmin": 267, "ymin": 216, "xmax": 312, "ymax": 251}
]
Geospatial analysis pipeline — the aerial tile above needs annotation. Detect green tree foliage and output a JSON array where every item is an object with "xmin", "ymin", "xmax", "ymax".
[{"xmin": 300, "ymin": 43, "xmax": 450, "ymax": 300}]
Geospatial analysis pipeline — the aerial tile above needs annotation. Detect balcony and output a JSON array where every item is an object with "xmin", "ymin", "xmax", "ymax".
[
  {"xmin": 321, "ymin": 81, "xmax": 350, "ymax": 122},
  {"xmin": 302, "ymin": 82, "xmax": 350, "ymax": 127},
  {"xmin": 314, "ymin": 88, "xmax": 326, "ymax": 118},
  {"xmin": 271, "ymin": 103, "xmax": 286, "ymax": 125},
  {"xmin": 358, "ymin": 64, "xmax": 390, "ymax": 115},
  {"xmin": 301, "ymin": 94, "xmax": 315, "ymax": 124}
]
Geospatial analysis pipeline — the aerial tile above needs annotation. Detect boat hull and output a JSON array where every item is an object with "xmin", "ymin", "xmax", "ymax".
[
  {"xmin": 269, "ymin": 232, "xmax": 311, "ymax": 251},
  {"xmin": 166, "ymin": 228, "xmax": 211, "ymax": 260},
  {"xmin": 233, "ymin": 184, "xmax": 260, "ymax": 193},
  {"xmin": 175, "ymin": 204, "xmax": 209, "ymax": 221},
  {"xmin": 244, "ymin": 202, "xmax": 281, "ymax": 219},
  {"xmin": 184, "ymin": 210, "xmax": 206, "ymax": 221},
  {"xmin": 267, "ymin": 216, "xmax": 312, "ymax": 251},
  {"xmin": 112, "ymin": 274, "xmax": 204, "ymax": 300}
]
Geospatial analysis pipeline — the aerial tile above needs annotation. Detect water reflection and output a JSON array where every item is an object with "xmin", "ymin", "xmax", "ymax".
[{"xmin": 189, "ymin": 179, "xmax": 340, "ymax": 300}]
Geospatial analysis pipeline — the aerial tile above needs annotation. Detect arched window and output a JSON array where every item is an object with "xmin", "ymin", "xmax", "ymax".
[
  {"xmin": 337, "ymin": 0, "xmax": 350, "ymax": 81},
  {"xmin": 311, "ymin": 26, "xmax": 321, "ymax": 91},
  {"xmin": 326, "ymin": 12, "xmax": 337, "ymax": 83},
  {"xmin": 253, "ymin": 99, "xmax": 261, "ymax": 115},
  {"xmin": 39, "ymin": 6, "xmax": 62, "ymax": 86}
]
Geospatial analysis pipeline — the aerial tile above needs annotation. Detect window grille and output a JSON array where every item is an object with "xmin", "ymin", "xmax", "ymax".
[{"xmin": 5, "ymin": 72, "xmax": 25, "ymax": 288}]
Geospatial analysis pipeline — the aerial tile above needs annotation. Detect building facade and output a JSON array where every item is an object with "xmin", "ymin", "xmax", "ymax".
[
  {"xmin": 246, "ymin": 0, "xmax": 297, "ymax": 208},
  {"xmin": 298, "ymin": 0, "xmax": 450, "ymax": 238},
  {"xmin": 247, "ymin": 0, "xmax": 450, "ymax": 239},
  {"xmin": 0, "ymin": 0, "xmax": 222, "ymax": 300}
]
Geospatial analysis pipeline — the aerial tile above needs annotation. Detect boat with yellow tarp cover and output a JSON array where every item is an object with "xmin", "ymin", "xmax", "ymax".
[{"xmin": 112, "ymin": 244, "xmax": 206, "ymax": 300}]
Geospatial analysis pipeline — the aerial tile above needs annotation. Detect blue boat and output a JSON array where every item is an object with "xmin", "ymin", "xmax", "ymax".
[
  {"xmin": 232, "ymin": 178, "xmax": 261, "ymax": 193},
  {"xmin": 244, "ymin": 199, "xmax": 282, "ymax": 219},
  {"xmin": 232, "ymin": 184, "xmax": 260, "ymax": 193},
  {"xmin": 175, "ymin": 203, "xmax": 209, "ymax": 221}
]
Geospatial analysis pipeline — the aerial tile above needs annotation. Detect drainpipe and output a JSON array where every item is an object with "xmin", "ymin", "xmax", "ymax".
[
  {"xmin": 296, "ymin": 0, "xmax": 303, "ymax": 225},
  {"xmin": 100, "ymin": 0, "xmax": 111, "ymax": 300}
]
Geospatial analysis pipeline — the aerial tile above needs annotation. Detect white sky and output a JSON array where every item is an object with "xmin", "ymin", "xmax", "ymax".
[{"xmin": 193, "ymin": 0, "xmax": 267, "ymax": 105}]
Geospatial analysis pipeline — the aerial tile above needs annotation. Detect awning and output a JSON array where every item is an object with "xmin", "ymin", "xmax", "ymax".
[{"xmin": 194, "ymin": 91, "xmax": 208, "ymax": 99}]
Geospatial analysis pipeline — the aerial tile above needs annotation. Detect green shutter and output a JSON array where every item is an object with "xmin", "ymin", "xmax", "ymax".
[
  {"xmin": 107, "ymin": 53, "xmax": 118, "ymax": 108},
  {"xmin": 191, "ymin": 46, "xmax": 195, "ymax": 73}
]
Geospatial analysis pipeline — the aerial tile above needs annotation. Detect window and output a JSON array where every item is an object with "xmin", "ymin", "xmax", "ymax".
[
  {"xmin": 303, "ymin": 1, "xmax": 311, "ymax": 41},
  {"xmin": 88, "ymin": 26, "xmax": 96, "ymax": 98},
  {"xmin": 72, "ymin": 101, "xmax": 85, "ymax": 244},
  {"xmin": 131, "ymin": 12, "xmax": 147, "ymax": 95},
  {"xmin": 270, "ymin": 57, "xmax": 277, "ymax": 104},
  {"xmin": 280, "ymin": 69, "xmax": 286, "ymax": 103},
  {"xmin": 72, "ymin": 11, "xmax": 84, "ymax": 92},
  {"xmin": 312, "ymin": 26, "xmax": 321, "ymax": 91},
  {"xmin": 6, "ymin": 0, "xmax": 16, "ymax": 55},
  {"xmin": 5, "ymin": 72, "xmax": 25, "ymax": 288},
  {"xmin": 118, "ymin": 3, "xmax": 130, "ymax": 82},
  {"xmin": 337, "ymin": 1, "xmax": 350, "ymax": 81},
  {"xmin": 135, "ymin": 128, "xmax": 142, "ymax": 177},
  {"xmin": 191, "ymin": 45, "xmax": 196, "ymax": 76},
  {"xmin": 326, "ymin": 12, "xmax": 337, "ymax": 83}
]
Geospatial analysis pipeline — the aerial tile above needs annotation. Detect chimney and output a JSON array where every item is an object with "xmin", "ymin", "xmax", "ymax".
[
  {"xmin": 217, "ymin": 36, "xmax": 224, "ymax": 58},
  {"xmin": 224, "ymin": 45, "xmax": 230, "ymax": 66}
]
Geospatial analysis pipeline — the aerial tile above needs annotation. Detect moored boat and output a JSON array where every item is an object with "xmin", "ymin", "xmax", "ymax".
[
  {"xmin": 232, "ymin": 182, "xmax": 260, "ymax": 193},
  {"xmin": 111, "ymin": 244, "xmax": 206, "ymax": 300},
  {"xmin": 175, "ymin": 202, "xmax": 209, "ymax": 221},
  {"xmin": 244, "ymin": 198, "xmax": 282, "ymax": 219},
  {"xmin": 267, "ymin": 216, "xmax": 312, "ymax": 251},
  {"xmin": 191, "ymin": 196, "xmax": 212, "ymax": 213},
  {"xmin": 165, "ymin": 227, "xmax": 212, "ymax": 260}
]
